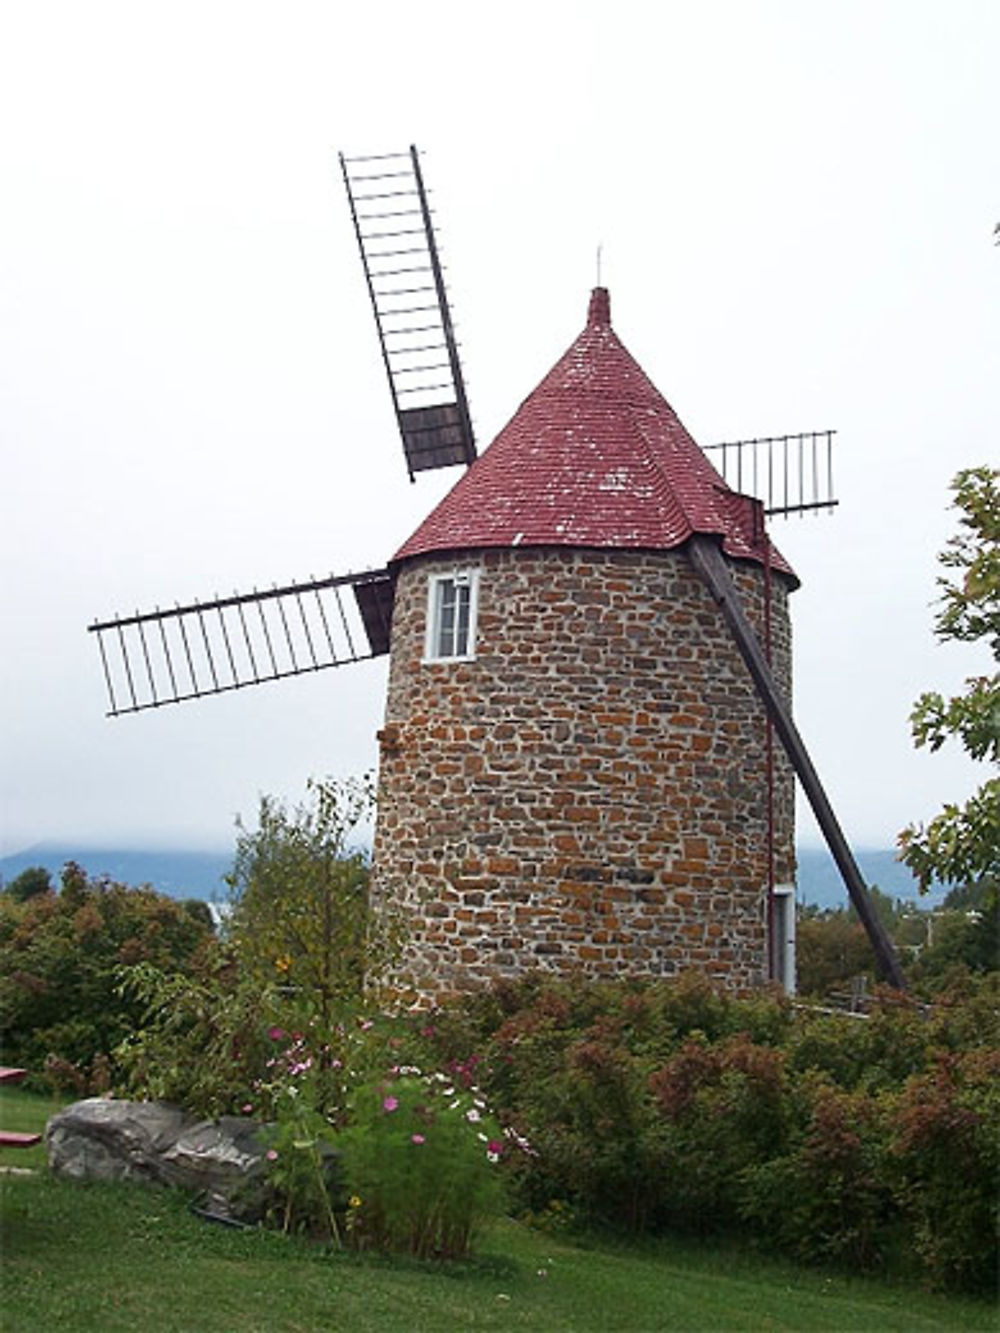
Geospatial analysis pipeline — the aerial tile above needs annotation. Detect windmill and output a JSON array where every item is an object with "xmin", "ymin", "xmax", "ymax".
[{"xmin": 89, "ymin": 146, "xmax": 905, "ymax": 993}]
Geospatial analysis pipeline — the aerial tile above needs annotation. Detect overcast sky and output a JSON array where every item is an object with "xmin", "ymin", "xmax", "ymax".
[{"xmin": 1, "ymin": 0, "xmax": 997, "ymax": 860}]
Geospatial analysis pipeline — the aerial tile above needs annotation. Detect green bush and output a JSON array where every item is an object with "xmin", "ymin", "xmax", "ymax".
[
  {"xmin": 0, "ymin": 862, "xmax": 213, "ymax": 1085},
  {"xmin": 739, "ymin": 1075, "xmax": 894, "ymax": 1269},
  {"xmin": 339, "ymin": 1070, "xmax": 506, "ymax": 1260},
  {"xmin": 888, "ymin": 1048, "xmax": 1000, "ymax": 1292},
  {"xmin": 409, "ymin": 972, "xmax": 998, "ymax": 1292}
]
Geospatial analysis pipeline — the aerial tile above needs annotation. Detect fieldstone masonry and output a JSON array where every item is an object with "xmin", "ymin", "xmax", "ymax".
[{"xmin": 372, "ymin": 543, "xmax": 795, "ymax": 1003}]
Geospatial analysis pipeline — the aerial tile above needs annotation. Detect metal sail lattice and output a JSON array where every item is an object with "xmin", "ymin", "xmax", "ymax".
[
  {"xmin": 340, "ymin": 145, "xmax": 476, "ymax": 480},
  {"xmin": 705, "ymin": 429, "xmax": 838, "ymax": 516},
  {"xmin": 89, "ymin": 569, "xmax": 394, "ymax": 717}
]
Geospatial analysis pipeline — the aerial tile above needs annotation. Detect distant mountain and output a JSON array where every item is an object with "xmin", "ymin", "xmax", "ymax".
[
  {"xmin": 0, "ymin": 845, "xmax": 232, "ymax": 904},
  {"xmin": 2, "ymin": 842, "xmax": 946, "ymax": 913},
  {"xmin": 796, "ymin": 845, "xmax": 948, "ymax": 911}
]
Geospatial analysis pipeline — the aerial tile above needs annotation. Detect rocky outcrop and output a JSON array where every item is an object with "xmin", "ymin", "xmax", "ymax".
[{"xmin": 45, "ymin": 1098, "xmax": 268, "ymax": 1220}]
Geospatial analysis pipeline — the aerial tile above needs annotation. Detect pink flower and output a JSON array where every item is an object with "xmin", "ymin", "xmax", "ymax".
[
  {"xmin": 411, "ymin": 1133, "xmax": 426, "ymax": 1145},
  {"xmin": 487, "ymin": 1139, "xmax": 504, "ymax": 1156},
  {"xmin": 268, "ymin": 1027, "xmax": 285, "ymax": 1042},
  {"xmin": 382, "ymin": 1096, "xmax": 399, "ymax": 1113},
  {"xmin": 266, "ymin": 1149, "xmax": 278, "ymax": 1161},
  {"xmin": 241, "ymin": 1103, "xmax": 253, "ymax": 1114}
]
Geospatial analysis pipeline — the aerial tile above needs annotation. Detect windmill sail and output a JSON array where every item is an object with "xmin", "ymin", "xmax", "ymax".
[
  {"xmin": 89, "ymin": 569, "xmax": 394, "ymax": 717},
  {"xmin": 340, "ymin": 146, "xmax": 476, "ymax": 480},
  {"xmin": 705, "ymin": 429, "xmax": 838, "ymax": 516}
]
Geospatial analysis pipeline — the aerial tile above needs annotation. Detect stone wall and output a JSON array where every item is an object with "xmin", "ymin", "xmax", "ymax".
[{"xmin": 372, "ymin": 545, "xmax": 795, "ymax": 1003}]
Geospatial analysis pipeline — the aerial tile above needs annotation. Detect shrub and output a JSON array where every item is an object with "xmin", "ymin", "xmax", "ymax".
[
  {"xmin": 649, "ymin": 1034, "xmax": 793, "ymax": 1233},
  {"xmin": 887, "ymin": 1048, "xmax": 1000, "ymax": 1292},
  {"xmin": 740, "ymin": 1075, "xmax": 894, "ymax": 1270},
  {"xmin": 338, "ymin": 1069, "xmax": 506, "ymax": 1260},
  {"xmin": 0, "ymin": 863, "xmax": 213, "ymax": 1085}
]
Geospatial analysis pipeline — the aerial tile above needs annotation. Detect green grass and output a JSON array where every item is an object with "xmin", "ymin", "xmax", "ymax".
[{"xmin": 2, "ymin": 1090, "xmax": 995, "ymax": 1332}]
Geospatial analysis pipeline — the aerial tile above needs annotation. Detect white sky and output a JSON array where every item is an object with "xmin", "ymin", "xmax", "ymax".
[{"xmin": 1, "ymin": 0, "xmax": 997, "ymax": 857}]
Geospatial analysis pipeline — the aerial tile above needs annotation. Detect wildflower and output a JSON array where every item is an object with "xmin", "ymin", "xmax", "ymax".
[
  {"xmin": 466, "ymin": 1108, "xmax": 481, "ymax": 1123},
  {"xmin": 383, "ymin": 1096, "xmax": 399, "ymax": 1113},
  {"xmin": 360, "ymin": 1019, "xmax": 374, "ymax": 1031},
  {"xmin": 266, "ymin": 1149, "xmax": 279, "ymax": 1161},
  {"xmin": 487, "ymin": 1139, "xmax": 504, "ymax": 1156},
  {"xmin": 349, "ymin": 1196, "xmax": 362, "ymax": 1209},
  {"xmin": 241, "ymin": 1103, "xmax": 253, "ymax": 1114},
  {"xmin": 268, "ymin": 1026, "xmax": 286, "ymax": 1042},
  {"xmin": 274, "ymin": 955, "xmax": 291, "ymax": 973},
  {"xmin": 411, "ymin": 1133, "xmax": 426, "ymax": 1145}
]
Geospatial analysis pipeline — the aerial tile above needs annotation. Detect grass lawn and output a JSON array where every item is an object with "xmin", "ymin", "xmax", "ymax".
[{"xmin": 2, "ymin": 1089, "xmax": 995, "ymax": 1332}]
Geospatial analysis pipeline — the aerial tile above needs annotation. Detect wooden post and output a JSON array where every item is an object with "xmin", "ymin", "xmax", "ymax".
[{"xmin": 687, "ymin": 535, "xmax": 907, "ymax": 990}]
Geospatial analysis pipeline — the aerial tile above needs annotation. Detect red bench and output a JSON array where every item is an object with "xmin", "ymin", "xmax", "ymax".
[
  {"xmin": 0, "ymin": 1066, "xmax": 43, "ymax": 1148},
  {"xmin": 0, "ymin": 1130, "xmax": 42, "ymax": 1148}
]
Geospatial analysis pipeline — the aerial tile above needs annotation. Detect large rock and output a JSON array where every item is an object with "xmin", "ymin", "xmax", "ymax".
[{"xmin": 45, "ymin": 1099, "xmax": 269, "ymax": 1220}]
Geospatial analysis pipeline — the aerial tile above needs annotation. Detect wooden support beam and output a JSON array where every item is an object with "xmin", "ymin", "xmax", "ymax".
[{"xmin": 687, "ymin": 535, "xmax": 907, "ymax": 991}]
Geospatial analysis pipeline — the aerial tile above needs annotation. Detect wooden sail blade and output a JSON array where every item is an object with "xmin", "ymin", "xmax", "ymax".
[
  {"xmin": 340, "ymin": 145, "xmax": 476, "ymax": 481},
  {"xmin": 89, "ymin": 569, "xmax": 394, "ymax": 717},
  {"xmin": 704, "ymin": 429, "xmax": 838, "ymax": 517}
]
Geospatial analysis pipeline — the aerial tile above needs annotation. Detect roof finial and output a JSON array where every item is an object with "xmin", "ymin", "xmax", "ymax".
[{"xmin": 596, "ymin": 243, "xmax": 603, "ymax": 287}]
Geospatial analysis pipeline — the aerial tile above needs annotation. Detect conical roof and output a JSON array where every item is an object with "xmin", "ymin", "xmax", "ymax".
[{"xmin": 393, "ymin": 288, "xmax": 796, "ymax": 582}]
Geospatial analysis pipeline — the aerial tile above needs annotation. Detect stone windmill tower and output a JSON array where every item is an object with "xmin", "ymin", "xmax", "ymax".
[
  {"xmin": 373, "ymin": 287, "xmax": 798, "ymax": 1003},
  {"xmin": 90, "ymin": 147, "xmax": 905, "ymax": 995}
]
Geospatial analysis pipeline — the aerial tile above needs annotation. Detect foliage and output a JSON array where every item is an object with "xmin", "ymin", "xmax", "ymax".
[
  {"xmin": 339, "ymin": 1068, "xmax": 506, "ymax": 1260},
  {"xmin": 409, "ymin": 972, "xmax": 998, "ymax": 1292},
  {"xmin": 888, "ymin": 1048, "xmax": 1000, "ymax": 1292},
  {"xmin": 899, "ymin": 466, "xmax": 1000, "ymax": 891},
  {"xmin": 797, "ymin": 882, "xmax": 997, "ymax": 998},
  {"xmin": 0, "ymin": 862, "xmax": 214, "ymax": 1085},
  {"xmin": 739, "ymin": 1076, "xmax": 893, "ymax": 1270},
  {"xmin": 113, "ymin": 955, "xmax": 272, "ymax": 1117},
  {"xmin": 796, "ymin": 909, "xmax": 873, "ymax": 996},
  {"xmin": 226, "ymin": 776, "xmax": 402, "ymax": 1029},
  {"xmin": 3, "ymin": 865, "xmax": 53, "ymax": 902}
]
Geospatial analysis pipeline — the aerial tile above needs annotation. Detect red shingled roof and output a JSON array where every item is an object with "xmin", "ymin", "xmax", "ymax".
[{"xmin": 393, "ymin": 288, "xmax": 796, "ymax": 582}]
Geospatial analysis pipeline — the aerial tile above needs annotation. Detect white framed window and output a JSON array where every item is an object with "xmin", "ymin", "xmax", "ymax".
[
  {"xmin": 424, "ymin": 569, "xmax": 480, "ymax": 663},
  {"xmin": 771, "ymin": 884, "xmax": 796, "ymax": 994}
]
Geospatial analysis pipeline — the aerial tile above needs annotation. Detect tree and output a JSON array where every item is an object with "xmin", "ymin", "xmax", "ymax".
[
  {"xmin": 0, "ymin": 862, "xmax": 215, "ymax": 1081},
  {"xmin": 226, "ymin": 776, "xmax": 400, "ymax": 1028},
  {"xmin": 3, "ymin": 865, "xmax": 53, "ymax": 902},
  {"xmin": 899, "ymin": 466, "xmax": 1000, "ymax": 894}
]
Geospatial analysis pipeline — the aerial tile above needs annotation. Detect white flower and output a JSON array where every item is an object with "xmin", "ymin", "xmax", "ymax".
[{"xmin": 466, "ymin": 1108, "xmax": 481, "ymax": 1123}]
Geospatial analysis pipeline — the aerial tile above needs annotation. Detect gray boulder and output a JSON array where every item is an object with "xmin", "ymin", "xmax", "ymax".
[{"xmin": 45, "ymin": 1098, "xmax": 269, "ymax": 1220}]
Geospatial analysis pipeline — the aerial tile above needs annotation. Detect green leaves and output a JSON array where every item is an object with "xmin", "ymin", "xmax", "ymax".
[{"xmin": 899, "ymin": 466, "xmax": 1000, "ymax": 892}]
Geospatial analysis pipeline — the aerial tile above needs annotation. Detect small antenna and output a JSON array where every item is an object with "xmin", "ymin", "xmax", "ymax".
[{"xmin": 596, "ymin": 243, "xmax": 603, "ymax": 287}]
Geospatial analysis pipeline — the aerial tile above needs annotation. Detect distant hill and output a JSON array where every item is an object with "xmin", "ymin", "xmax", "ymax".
[
  {"xmin": 2, "ymin": 842, "xmax": 947, "ymax": 912},
  {"xmin": 796, "ymin": 845, "xmax": 947, "ymax": 911},
  {"xmin": 0, "ymin": 846, "xmax": 232, "ymax": 905}
]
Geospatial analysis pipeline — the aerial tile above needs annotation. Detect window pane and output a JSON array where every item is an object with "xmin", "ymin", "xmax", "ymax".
[{"xmin": 455, "ymin": 585, "xmax": 470, "ymax": 656}]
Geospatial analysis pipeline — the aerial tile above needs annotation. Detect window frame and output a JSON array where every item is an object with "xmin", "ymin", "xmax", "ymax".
[
  {"xmin": 422, "ymin": 567, "xmax": 481, "ymax": 664},
  {"xmin": 771, "ymin": 883, "xmax": 797, "ymax": 994}
]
